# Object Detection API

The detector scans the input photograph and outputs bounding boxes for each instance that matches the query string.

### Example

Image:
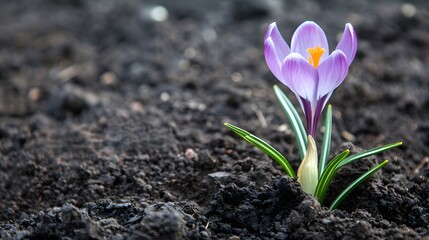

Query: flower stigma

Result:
[307,46,326,68]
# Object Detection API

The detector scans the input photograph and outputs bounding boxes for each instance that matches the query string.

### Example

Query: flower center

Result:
[307,46,326,68]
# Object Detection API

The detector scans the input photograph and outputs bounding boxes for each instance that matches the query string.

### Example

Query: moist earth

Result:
[1,0,429,239]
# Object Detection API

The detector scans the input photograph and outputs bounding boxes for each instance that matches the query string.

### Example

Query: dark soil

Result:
[1,0,429,239]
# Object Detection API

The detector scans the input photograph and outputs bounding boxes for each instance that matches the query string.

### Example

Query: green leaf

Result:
[315,141,402,204]
[224,123,297,179]
[273,85,307,159]
[319,105,332,177]
[336,142,402,170]
[329,160,389,210]
[314,150,350,204]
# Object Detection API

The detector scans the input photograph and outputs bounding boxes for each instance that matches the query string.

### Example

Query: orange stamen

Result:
[307,46,326,68]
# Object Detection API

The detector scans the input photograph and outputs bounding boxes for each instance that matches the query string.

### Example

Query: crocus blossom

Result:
[264,21,357,137]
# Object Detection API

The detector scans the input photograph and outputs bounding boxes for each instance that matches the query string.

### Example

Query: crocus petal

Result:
[264,38,284,82]
[335,23,357,66]
[282,53,319,101]
[264,22,291,61]
[316,50,348,97]
[291,21,329,62]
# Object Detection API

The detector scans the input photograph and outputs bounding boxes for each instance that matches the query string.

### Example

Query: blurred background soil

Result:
[0,0,429,239]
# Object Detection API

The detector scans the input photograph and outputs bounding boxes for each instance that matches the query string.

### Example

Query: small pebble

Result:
[231,72,242,83]
[98,116,108,128]
[208,171,231,179]
[130,101,145,113]
[341,130,356,141]
[100,71,117,85]
[184,47,197,59]
[202,27,217,42]
[150,6,169,22]
[277,124,292,135]
[185,148,198,160]
[229,236,240,240]
[401,3,416,18]
[28,87,43,101]
[160,92,170,102]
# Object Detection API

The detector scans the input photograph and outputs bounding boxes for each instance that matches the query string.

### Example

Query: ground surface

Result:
[0,0,429,239]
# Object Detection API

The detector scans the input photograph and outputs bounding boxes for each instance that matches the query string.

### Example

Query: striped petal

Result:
[335,23,358,66]
[264,22,291,61]
[282,53,319,101]
[291,21,329,63]
[264,38,284,82]
[316,50,348,97]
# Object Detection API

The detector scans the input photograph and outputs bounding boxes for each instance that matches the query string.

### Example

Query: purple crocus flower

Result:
[264,21,357,137]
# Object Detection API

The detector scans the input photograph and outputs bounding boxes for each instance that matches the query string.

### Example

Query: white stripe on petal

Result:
[265,22,291,61]
[282,53,319,102]
[316,50,348,98]
[291,21,329,63]
[335,23,358,66]
[264,38,284,82]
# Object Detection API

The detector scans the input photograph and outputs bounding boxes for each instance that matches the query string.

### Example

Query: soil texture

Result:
[1,0,429,239]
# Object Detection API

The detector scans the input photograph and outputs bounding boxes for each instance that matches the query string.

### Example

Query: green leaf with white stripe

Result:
[224,123,297,179]
[319,105,332,177]
[273,85,307,159]
[329,160,389,210]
